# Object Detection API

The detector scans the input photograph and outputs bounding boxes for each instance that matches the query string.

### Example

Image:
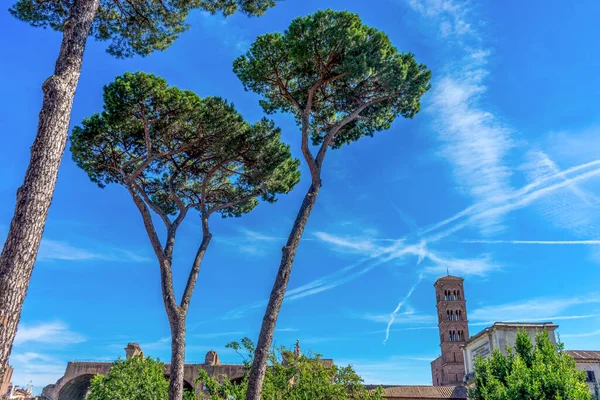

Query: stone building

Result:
[41,344,246,400]
[565,350,600,394]
[461,322,558,381]
[430,276,469,386]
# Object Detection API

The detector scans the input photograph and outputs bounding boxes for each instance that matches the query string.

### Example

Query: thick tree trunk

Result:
[0,0,99,382]
[166,231,211,400]
[245,181,322,400]
[168,314,187,400]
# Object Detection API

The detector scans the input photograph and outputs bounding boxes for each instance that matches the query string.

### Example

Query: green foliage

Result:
[70,71,300,219]
[233,9,431,149]
[88,356,169,400]
[88,355,197,400]
[9,0,278,58]
[197,338,384,400]
[469,330,591,400]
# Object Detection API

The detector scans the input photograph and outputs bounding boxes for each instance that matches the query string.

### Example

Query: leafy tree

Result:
[88,355,197,400]
[232,9,431,398]
[70,71,299,400]
[469,329,591,400]
[0,0,279,383]
[197,338,384,400]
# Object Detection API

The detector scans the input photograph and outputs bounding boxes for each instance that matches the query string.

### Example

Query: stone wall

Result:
[41,347,245,400]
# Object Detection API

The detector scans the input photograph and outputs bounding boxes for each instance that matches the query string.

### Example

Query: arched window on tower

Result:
[453,290,457,300]
[457,290,461,300]
[459,310,462,320]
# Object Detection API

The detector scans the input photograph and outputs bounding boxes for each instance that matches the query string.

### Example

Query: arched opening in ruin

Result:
[163,375,194,391]
[58,374,95,400]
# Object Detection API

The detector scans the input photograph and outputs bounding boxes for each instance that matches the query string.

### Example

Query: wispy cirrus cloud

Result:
[217,228,286,256]
[359,308,436,326]
[463,239,600,245]
[469,296,600,323]
[519,150,600,236]
[8,352,65,389]
[38,239,149,262]
[562,329,600,339]
[407,0,473,37]
[14,321,85,345]
[424,159,600,243]
[410,0,514,234]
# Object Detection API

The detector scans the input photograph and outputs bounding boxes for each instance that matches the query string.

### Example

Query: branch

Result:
[126,142,196,181]
[125,185,178,312]
[180,214,212,311]
[122,0,152,26]
[140,104,152,155]
[131,178,172,229]
[300,112,320,185]
[315,93,395,169]
[270,56,302,111]
[207,191,262,216]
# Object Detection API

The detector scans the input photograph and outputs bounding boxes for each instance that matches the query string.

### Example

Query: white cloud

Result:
[10,352,50,364]
[547,127,600,165]
[469,296,600,323]
[562,329,600,339]
[424,160,600,243]
[217,229,287,256]
[431,75,514,233]
[407,0,473,38]
[14,322,85,345]
[38,239,149,262]
[463,239,600,245]
[408,0,515,234]
[384,276,424,344]
[360,310,437,326]
[9,359,65,391]
[520,150,600,236]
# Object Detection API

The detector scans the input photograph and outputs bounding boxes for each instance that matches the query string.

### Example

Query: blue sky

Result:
[2,0,600,393]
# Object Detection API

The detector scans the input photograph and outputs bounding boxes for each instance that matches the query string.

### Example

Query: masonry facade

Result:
[431,276,469,386]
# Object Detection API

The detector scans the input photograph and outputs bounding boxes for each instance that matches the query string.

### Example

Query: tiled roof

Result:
[366,385,468,399]
[565,350,600,361]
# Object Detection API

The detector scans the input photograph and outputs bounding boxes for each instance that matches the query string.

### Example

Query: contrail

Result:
[463,239,600,245]
[427,166,600,243]
[220,160,600,321]
[383,274,424,345]
[422,159,600,237]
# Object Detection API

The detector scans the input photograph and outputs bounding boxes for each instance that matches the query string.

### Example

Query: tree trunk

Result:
[0,0,99,381]
[245,181,322,400]
[168,313,187,400]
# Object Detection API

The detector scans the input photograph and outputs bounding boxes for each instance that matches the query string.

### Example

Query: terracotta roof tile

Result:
[366,385,468,399]
[565,350,600,361]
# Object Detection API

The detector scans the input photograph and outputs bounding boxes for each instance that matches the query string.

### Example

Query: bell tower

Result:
[431,275,469,386]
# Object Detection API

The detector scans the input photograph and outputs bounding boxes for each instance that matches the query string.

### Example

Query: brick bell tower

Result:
[431,275,469,386]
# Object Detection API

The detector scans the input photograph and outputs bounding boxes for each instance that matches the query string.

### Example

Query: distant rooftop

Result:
[366,385,467,399]
[565,350,600,362]
[466,321,558,344]
[434,275,464,283]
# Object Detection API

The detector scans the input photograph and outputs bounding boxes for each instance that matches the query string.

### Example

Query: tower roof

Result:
[434,275,463,285]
